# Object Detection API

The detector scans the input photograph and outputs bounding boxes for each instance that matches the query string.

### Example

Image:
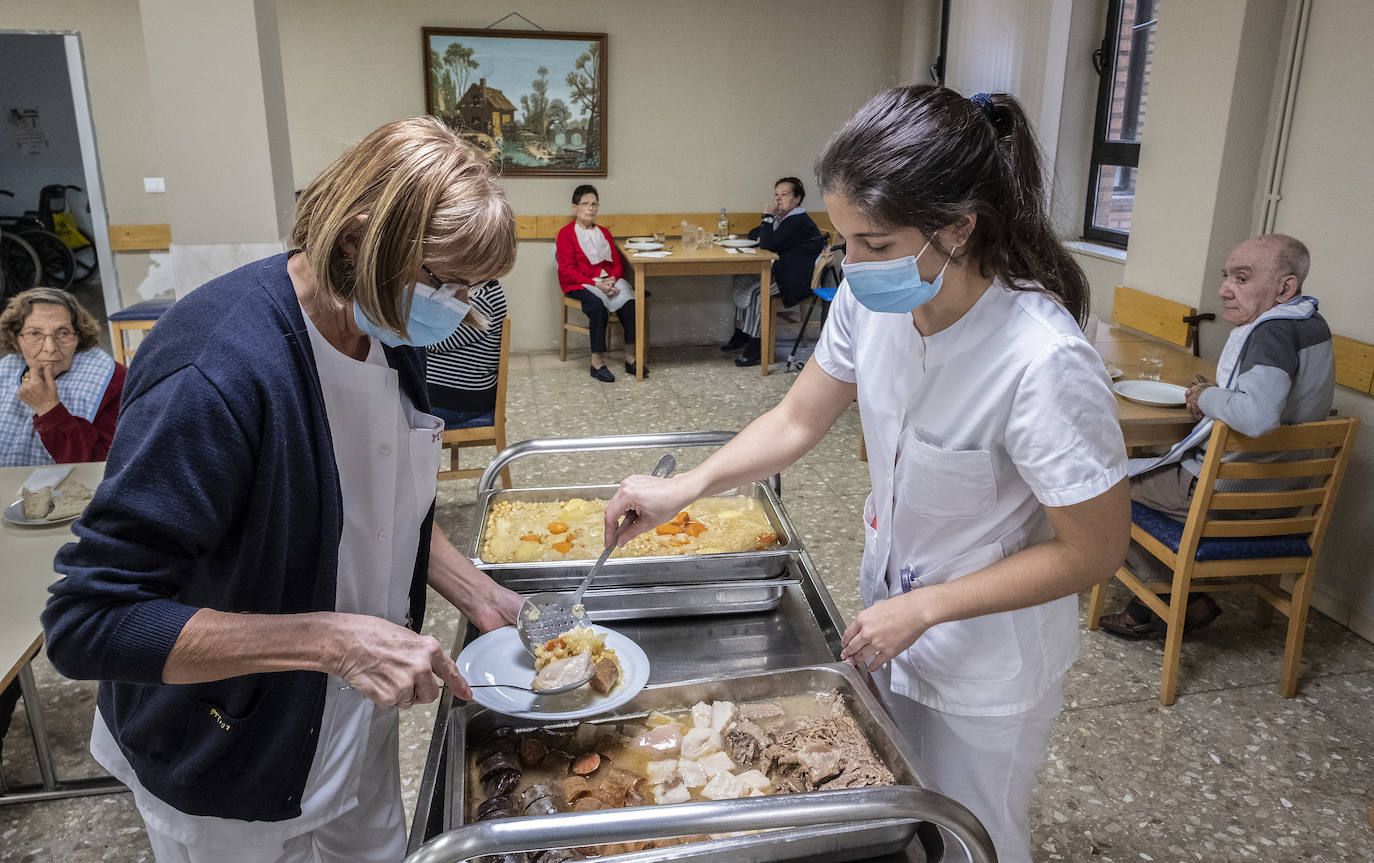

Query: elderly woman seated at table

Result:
[0,287,125,466]
[555,183,640,382]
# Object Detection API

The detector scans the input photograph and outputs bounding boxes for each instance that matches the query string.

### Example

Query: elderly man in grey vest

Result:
[1099,234,1335,638]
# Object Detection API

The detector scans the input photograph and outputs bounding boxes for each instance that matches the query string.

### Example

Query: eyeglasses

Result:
[18,328,78,348]
[420,263,477,300]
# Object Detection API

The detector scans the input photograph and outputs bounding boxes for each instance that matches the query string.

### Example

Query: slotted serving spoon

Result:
[515,453,676,656]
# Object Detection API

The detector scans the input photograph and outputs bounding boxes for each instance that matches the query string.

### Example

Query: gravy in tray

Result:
[468,692,895,859]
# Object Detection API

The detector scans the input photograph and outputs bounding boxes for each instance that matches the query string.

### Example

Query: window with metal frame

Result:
[1085,0,1158,247]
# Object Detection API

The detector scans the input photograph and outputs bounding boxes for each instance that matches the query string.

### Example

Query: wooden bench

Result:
[517,212,834,241]
[1112,285,1213,356]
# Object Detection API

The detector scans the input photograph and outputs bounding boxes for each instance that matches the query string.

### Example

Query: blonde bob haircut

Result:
[291,116,516,337]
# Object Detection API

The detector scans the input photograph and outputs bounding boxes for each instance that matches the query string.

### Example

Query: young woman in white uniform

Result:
[603,87,1130,863]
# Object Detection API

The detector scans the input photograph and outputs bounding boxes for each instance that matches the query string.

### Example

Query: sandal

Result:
[1099,594,1221,640]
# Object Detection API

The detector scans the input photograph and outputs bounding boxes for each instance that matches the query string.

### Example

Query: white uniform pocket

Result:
[408,413,444,518]
[895,541,1023,685]
[897,433,996,519]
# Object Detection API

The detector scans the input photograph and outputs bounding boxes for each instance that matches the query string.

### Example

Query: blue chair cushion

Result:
[813,286,837,303]
[1131,501,1311,562]
[108,297,175,322]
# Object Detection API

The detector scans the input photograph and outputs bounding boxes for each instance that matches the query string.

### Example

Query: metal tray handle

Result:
[403,785,996,863]
[479,432,782,497]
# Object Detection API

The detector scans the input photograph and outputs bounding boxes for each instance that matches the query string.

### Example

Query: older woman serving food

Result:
[0,287,125,466]
[43,118,524,863]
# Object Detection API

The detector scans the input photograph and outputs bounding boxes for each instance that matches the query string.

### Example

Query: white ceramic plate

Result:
[1106,364,1124,379]
[717,238,758,248]
[1112,380,1188,407]
[624,241,664,251]
[627,236,654,243]
[3,498,81,526]
[456,624,649,720]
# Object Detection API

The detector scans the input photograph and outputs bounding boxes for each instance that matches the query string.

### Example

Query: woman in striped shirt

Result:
[425,279,507,428]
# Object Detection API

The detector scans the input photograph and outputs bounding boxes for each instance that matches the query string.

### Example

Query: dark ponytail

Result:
[815,85,1090,324]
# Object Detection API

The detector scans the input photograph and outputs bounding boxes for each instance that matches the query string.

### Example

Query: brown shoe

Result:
[1099,593,1220,640]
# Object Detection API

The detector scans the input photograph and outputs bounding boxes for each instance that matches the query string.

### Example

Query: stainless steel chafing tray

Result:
[467,433,802,590]
[405,662,995,863]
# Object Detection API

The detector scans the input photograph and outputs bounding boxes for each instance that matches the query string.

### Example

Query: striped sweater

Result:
[424,281,508,413]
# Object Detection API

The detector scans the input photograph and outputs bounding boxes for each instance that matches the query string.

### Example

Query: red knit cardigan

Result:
[555,222,626,294]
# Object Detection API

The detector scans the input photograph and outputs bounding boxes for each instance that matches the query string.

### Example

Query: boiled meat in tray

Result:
[467,690,895,860]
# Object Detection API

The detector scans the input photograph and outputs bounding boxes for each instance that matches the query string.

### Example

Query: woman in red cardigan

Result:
[555,184,640,381]
[0,287,125,466]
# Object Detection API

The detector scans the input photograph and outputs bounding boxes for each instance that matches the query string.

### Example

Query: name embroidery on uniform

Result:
[209,707,232,732]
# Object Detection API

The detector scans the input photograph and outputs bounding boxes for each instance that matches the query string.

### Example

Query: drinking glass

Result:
[1138,354,1164,381]
[682,225,697,251]
[696,226,707,248]
[652,231,665,244]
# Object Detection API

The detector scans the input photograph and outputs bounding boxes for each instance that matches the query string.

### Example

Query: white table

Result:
[0,461,125,804]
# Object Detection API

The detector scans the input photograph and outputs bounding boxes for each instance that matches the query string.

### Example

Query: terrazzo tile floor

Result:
[3,345,1373,862]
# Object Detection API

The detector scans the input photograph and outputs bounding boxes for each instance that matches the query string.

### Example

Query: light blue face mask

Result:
[842,239,954,314]
[352,282,472,347]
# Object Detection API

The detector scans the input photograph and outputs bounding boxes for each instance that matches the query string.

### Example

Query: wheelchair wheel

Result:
[17,228,76,289]
[1,232,41,298]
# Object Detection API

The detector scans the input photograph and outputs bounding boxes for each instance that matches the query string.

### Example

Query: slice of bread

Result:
[47,482,93,520]
[21,485,53,520]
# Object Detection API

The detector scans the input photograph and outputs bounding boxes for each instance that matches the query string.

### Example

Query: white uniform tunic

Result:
[815,277,1125,715]
[91,307,443,861]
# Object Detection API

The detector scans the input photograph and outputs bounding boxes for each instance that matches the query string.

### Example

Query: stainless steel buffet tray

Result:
[406,663,993,863]
[558,578,799,620]
[467,481,802,588]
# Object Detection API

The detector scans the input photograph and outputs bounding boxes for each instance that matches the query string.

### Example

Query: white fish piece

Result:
[680,727,722,759]
[710,701,738,733]
[690,701,712,729]
[701,771,748,800]
[677,758,708,788]
[645,759,679,784]
[697,750,736,778]
[655,780,691,804]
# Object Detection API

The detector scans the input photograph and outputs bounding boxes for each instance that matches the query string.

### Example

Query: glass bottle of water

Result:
[718,208,730,239]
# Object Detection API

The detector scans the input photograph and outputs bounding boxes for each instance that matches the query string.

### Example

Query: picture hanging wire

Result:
[485,12,545,30]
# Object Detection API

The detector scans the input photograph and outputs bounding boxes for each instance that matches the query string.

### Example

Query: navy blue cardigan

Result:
[42,254,435,822]
[749,211,826,307]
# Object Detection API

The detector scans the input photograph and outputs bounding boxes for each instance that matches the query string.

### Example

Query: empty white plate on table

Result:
[455,624,650,720]
[717,238,758,248]
[627,237,653,243]
[624,241,664,251]
[1112,380,1187,407]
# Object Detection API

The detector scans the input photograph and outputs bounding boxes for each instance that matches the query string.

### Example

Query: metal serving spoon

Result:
[515,453,677,656]
[469,677,591,696]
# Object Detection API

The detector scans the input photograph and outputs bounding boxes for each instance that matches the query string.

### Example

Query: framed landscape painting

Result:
[423,27,607,177]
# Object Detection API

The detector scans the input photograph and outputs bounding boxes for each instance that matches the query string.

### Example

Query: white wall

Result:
[276,0,904,353]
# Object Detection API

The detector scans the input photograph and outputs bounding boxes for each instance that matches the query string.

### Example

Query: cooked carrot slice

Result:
[683,522,708,537]
[521,534,542,542]
[547,521,569,534]
[671,511,690,525]
[755,532,777,545]
[655,523,683,535]
[552,540,573,554]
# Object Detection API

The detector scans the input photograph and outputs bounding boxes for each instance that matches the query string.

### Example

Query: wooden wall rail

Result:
[517,212,835,241]
[109,224,172,252]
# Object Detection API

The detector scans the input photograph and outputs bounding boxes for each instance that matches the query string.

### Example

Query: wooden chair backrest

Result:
[1180,417,1360,561]
[1332,334,1374,394]
[807,245,836,296]
[441,316,510,445]
[1112,286,1195,348]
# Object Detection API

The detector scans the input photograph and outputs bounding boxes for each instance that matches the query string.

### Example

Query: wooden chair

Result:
[107,296,175,365]
[1112,286,1215,357]
[559,295,621,362]
[1087,416,1360,704]
[438,317,512,488]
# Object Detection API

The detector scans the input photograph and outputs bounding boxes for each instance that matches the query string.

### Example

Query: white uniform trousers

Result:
[142,712,405,863]
[873,667,1063,863]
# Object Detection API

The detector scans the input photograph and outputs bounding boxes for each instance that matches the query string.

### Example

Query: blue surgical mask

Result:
[352,282,472,347]
[842,240,953,314]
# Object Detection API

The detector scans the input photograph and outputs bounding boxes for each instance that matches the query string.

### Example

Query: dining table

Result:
[1094,323,1218,449]
[0,461,125,804]
[617,238,780,379]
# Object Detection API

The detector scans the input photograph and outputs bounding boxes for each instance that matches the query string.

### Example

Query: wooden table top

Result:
[1094,324,1218,447]
[617,238,777,269]
[1,462,105,688]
